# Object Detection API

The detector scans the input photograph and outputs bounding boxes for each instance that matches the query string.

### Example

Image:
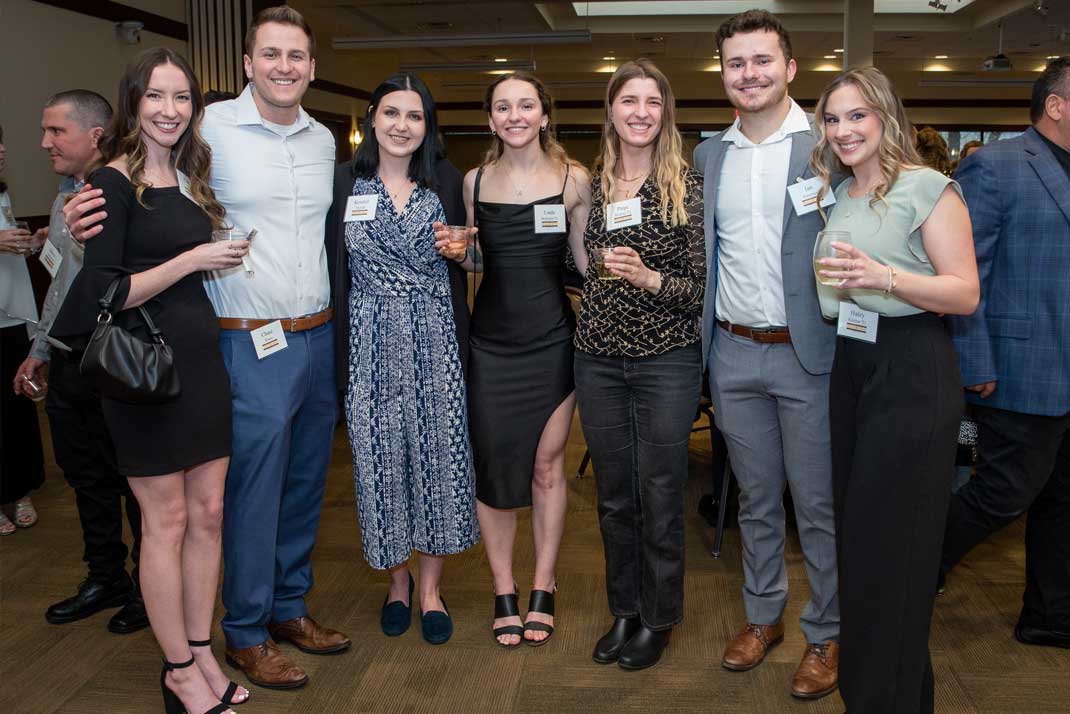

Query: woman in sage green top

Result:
[810,67,979,714]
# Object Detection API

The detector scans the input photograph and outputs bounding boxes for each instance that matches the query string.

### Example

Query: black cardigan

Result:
[325,158,471,389]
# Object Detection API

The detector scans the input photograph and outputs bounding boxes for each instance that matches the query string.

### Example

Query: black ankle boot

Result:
[592,616,640,664]
[617,624,670,670]
[45,573,133,625]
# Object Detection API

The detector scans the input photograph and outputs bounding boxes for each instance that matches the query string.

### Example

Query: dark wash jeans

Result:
[574,343,702,631]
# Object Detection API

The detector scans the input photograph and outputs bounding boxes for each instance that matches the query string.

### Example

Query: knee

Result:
[187,496,225,538]
[143,500,188,546]
[532,457,563,492]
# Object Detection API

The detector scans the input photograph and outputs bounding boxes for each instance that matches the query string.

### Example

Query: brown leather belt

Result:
[716,319,792,344]
[219,308,333,332]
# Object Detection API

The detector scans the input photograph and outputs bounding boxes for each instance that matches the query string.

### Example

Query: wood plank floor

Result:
[2,409,1067,714]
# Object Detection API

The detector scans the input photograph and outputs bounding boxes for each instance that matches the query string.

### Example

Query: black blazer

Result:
[325,157,471,389]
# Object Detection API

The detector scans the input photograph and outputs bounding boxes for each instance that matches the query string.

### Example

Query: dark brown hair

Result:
[480,72,581,171]
[716,9,793,63]
[244,5,316,58]
[95,47,225,228]
[915,126,951,175]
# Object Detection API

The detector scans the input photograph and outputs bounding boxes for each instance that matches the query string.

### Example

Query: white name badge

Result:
[534,204,567,234]
[787,177,836,216]
[606,197,642,231]
[39,239,63,278]
[251,320,288,360]
[344,194,378,222]
[837,301,879,343]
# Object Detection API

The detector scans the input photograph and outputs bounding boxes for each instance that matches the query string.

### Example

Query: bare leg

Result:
[183,457,248,704]
[525,394,574,642]
[128,473,230,714]
[417,553,445,613]
[477,500,521,645]
[387,561,411,604]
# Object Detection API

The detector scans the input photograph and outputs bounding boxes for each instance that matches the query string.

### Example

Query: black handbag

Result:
[80,278,181,403]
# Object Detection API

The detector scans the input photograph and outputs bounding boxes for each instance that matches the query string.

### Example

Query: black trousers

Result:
[0,324,45,503]
[831,314,962,714]
[45,350,141,581]
[941,405,1070,630]
[574,343,701,631]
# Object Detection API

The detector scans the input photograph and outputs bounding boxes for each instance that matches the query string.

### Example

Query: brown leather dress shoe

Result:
[721,622,785,671]
[225,639,309,690]
[268,615,352,655]
[791,641,839,699]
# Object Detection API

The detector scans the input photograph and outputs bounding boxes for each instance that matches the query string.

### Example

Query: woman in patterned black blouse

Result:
[576,59,705,671]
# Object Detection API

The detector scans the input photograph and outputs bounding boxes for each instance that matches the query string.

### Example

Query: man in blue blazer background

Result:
[944,57,1070,649]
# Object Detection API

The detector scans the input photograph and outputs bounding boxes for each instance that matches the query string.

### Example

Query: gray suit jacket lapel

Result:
[704,138,730,276]
[782,129,817,236]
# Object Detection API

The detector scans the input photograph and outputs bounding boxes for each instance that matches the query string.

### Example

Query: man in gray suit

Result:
[693,10,839,699]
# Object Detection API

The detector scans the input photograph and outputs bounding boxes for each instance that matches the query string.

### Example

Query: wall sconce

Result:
[349,129,362,147]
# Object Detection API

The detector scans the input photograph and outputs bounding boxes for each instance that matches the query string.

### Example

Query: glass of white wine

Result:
[813,230,852,287]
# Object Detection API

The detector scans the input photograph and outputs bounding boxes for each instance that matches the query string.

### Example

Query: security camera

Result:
[116,21,144,45]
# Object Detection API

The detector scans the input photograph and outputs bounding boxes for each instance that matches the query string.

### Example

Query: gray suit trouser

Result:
[708,325,839,643]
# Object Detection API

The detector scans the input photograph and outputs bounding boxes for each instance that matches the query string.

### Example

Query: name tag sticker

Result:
[39,239,63,278]
[836,301,879,343]
[251,320,288,360]
[534,204,567,234]
[787,177,836,216]
[344,194,378,222]
[606,197,642,231]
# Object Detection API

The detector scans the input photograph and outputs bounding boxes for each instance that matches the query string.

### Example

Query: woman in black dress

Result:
[52,49,248,714]
[435,72,591,647]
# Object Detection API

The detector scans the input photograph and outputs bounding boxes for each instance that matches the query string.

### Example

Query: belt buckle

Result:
[286,317,298,332]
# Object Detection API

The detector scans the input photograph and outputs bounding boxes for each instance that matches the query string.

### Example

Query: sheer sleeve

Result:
[49,167,135,340]
[653,170,706,311]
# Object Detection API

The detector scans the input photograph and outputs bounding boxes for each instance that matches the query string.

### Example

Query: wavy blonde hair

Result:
[93,48,225,229]
[481,72,584,175]
[811,66,922,208]
[596,59,689,227]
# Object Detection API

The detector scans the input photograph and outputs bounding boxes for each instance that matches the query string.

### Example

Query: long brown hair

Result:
[94,47,225,228]
[480,72,583,173]
[811,66,922,208]
[596,59,689,227]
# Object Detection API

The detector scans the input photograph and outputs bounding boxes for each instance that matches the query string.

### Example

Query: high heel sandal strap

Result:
[188,638,212,647]
[494,592,520,619]
[162,656,196,671]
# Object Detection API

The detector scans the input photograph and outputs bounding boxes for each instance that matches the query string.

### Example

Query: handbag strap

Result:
[97,278,166,343]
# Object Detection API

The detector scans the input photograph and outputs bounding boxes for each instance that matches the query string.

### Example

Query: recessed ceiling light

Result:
[602,55,616,60]
[1048,55,1060,59]
[704,64,721,72]
[833,48,844,53]
[494,57,508,62]
[713,55,720,59]
[924,63,952,72]
[934,55,948,59]
[824,55,836,59]
[815,63,841,72]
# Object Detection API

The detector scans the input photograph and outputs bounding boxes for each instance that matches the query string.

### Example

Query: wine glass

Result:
[813,230,852,287]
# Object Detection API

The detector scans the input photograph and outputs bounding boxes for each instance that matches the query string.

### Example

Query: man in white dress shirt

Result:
[692,10,839,699]
[63,5,350,689]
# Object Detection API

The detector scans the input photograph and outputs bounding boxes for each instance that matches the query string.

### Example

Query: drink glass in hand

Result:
[813,230,852,287]
[14,221,31,255]
[23,376,47,402]
[445,225,469,257]
[593,247,621,280]
[212,228,254,273]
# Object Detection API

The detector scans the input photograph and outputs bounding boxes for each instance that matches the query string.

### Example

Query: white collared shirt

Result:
[714,99,811,327]
[200,85,335,319]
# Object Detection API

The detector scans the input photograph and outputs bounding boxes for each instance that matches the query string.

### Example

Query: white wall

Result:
[0,0,188,216]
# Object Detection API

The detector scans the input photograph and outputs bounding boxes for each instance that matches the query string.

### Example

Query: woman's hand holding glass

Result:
[817,241,891,292]
[188,238,250,271]
[432,221,476,262]
[601,246,661,293]
[0,226,33,254]
[62,184,107,243]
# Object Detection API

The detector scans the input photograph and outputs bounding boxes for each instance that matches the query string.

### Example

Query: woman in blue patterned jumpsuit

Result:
[341,73,478,645]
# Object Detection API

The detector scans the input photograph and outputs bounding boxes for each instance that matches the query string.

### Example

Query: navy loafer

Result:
[421,597,452,645]
[380,574,414,637]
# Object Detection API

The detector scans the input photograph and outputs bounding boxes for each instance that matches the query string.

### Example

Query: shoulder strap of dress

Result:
[473,166,484,228]
[560,163,571,196]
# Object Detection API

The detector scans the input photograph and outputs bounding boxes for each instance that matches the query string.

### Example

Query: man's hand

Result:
[64,184,107,243]
[13,356,46,398]
[967,381,996,399]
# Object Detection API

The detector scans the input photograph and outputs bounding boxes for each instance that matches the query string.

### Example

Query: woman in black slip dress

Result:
[434,72,591,648]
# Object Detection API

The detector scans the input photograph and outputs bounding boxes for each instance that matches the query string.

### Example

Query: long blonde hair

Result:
[93,48,225,229]
[596,59,689,227]
[811,66,922,208]
[481,72,584,175]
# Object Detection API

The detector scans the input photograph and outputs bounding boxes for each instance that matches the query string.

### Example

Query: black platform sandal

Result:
[160,656,232,714]
[493,589,524,648]
[188,639,248,706]
[523,588,556,647]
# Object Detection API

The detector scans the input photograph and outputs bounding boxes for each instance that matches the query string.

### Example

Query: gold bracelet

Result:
[884,265,898,295]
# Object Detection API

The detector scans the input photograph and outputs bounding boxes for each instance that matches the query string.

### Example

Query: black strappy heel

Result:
[492,587,524,648]
[160,656,231,714]
[523,588,557,647]
[188,639,248,706]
